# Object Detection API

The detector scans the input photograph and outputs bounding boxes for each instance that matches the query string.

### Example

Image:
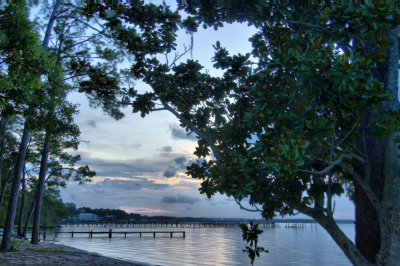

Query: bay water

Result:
[50,223,354,265]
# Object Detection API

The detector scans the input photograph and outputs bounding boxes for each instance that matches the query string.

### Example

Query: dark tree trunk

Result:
[22,195,36,238]
[0,168,13,212]
[354,26,398,264]
[0,121,6,195]
[1,127,30,251]
[354,133,385,263]
[31,139,50,244]
[18,166,27,236]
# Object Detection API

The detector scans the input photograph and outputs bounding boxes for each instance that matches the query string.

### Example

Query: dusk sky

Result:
[61,0,355,219]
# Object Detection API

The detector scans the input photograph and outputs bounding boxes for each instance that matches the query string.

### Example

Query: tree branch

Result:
[286,20,329,33]
[297,205,372,266]
[334,119,359,149]
[234,197,262,212]
[338,162,383,216]
[162,100,221,161]
[150,108,167,112]
[300,153,366,176]
[60,32,102,53]
[42,0,63,49]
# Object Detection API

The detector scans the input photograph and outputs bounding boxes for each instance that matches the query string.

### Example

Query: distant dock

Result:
[61,220,277,229]
[55,229,185,238]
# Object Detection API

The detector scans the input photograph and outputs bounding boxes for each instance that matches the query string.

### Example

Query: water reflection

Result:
[51,223,353,266]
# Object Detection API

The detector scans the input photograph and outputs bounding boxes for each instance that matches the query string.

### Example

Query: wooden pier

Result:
[63,221,276,229]
[55,229,185,238]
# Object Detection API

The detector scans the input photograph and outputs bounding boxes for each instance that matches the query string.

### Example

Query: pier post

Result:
[170,232,173,238]
[140,232,142,237]
[183,232,185,238]
[109,229,112,238]
[71,232,74,238]
[153,232,156,238]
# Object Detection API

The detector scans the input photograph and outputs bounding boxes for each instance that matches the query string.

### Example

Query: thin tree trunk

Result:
[0,168,13,212]
[0,121,6,198]
[22,195,36,238]
[1,127,30,251]
[31,139,50,244]
[18,166,26,236]
[29,0,62,245]
[42,0,63,49]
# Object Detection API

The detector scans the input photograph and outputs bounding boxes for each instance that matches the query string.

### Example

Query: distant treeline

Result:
[64,204,354,224]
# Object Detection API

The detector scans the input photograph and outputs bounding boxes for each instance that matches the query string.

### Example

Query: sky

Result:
[60,0,355,220]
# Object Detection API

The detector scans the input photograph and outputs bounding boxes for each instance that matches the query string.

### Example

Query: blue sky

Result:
[61,1,355,219]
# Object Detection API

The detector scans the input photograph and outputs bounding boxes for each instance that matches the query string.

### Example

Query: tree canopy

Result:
[1,1,399,265]
[0,0,96,250]
[82,1,400,265]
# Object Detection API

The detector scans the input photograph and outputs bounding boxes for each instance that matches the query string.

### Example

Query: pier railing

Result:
[60,221,277,229]
[55,229,185,238]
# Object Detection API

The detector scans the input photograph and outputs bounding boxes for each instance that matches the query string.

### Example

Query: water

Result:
[49,223,354,266]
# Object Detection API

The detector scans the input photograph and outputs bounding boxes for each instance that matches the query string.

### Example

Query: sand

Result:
[0,239,147,265]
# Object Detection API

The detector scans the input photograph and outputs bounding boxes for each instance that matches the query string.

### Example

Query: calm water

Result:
[50,223,354,266]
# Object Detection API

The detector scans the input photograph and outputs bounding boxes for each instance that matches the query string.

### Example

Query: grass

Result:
[1,238,73,254]
[10,238,23,252]
[26,248,68,253]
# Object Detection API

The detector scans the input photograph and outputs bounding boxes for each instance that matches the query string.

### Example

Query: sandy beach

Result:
[0,239,146,265]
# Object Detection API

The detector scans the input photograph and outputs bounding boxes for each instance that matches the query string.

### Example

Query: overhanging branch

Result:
[162,100,221,161]
[300,153,366,176]
[297,205,372,266]
[339,162,383,216]
[234,197,262,212]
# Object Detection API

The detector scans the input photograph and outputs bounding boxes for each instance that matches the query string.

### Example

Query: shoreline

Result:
[0,239,149,265]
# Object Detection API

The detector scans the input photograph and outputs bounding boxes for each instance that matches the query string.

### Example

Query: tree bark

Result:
[1,127,30,251]
[22,195,36,238]
[353,25,400,265]
[379,26,400,266]
[354,131,385,263]
[17,166,26,236]
[353,24,400,263]
[31,139,50,244]
[42,0,63,49]
[314,212,372,266]
[0,121,6,197]
[0,168,13,213]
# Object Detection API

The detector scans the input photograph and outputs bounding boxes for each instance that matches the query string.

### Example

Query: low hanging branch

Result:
[300,153,366,176]
[338,162,383,218]
[162,100,221,161]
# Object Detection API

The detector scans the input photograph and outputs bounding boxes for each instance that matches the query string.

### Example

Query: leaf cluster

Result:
[182,2,400,221]
[240,222,268,265]
[0,2,49,119]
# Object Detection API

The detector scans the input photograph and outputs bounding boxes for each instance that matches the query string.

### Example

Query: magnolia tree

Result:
[83,1,399,265]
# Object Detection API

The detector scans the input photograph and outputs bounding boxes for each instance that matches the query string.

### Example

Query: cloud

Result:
[169,124,197,141]
[96,177,170,191]
[87,120,96,128]
[162,195,200,204]
[163,167,177,178]
[173,156,187,167]
[77,154,171,177]
[159,146,173,157]
[129,144,142,149]
[161,146,172,152]
[120,207,171,215]
[163,156,188,178]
